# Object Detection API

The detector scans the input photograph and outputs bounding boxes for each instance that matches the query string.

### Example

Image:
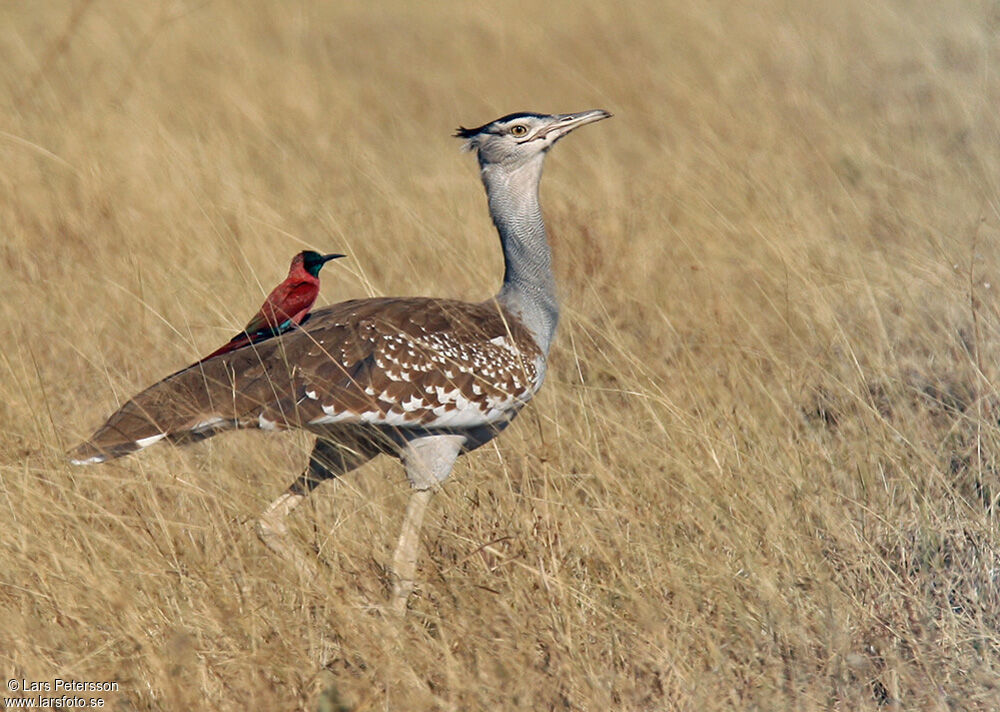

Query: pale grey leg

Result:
[389,434,465,614]
[257,437,379,577]
[257,491,316,577]
[390,488,434,613]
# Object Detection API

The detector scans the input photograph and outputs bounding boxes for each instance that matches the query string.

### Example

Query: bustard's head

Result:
[456,110,611,169]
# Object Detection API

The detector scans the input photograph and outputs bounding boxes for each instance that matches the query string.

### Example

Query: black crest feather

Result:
[453,112,548,139]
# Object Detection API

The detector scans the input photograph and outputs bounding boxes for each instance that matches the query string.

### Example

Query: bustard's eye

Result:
[510,125,528,137]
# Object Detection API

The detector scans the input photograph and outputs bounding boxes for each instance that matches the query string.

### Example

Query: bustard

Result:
[70,109,612,612]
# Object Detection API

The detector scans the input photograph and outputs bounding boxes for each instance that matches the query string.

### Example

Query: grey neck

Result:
[480,155,559,355]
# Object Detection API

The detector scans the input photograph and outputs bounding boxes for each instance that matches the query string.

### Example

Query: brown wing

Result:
[263,297,545,431]
[70,297,543,464]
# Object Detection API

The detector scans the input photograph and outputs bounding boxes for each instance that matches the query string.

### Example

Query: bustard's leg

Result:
[257,437,379,577]
[390,434,465,614]
[390,488,434,613]
[257,490,316,578]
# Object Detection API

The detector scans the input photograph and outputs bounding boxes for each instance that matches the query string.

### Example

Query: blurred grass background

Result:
[3,0,1000,709]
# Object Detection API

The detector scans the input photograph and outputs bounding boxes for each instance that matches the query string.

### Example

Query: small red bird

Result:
[203,250,344,360]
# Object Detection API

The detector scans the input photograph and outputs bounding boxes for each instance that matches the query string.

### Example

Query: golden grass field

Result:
[3,0,1000,709]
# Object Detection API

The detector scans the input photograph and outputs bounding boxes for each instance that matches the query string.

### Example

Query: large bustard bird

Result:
[70,109,612,611]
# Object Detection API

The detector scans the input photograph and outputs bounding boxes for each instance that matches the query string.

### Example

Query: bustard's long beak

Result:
[541,109,613,140]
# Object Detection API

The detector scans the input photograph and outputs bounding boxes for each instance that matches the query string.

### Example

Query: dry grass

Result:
[3,0,1000,709]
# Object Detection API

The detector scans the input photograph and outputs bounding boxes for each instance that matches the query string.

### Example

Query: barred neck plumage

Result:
[480,153,559,356]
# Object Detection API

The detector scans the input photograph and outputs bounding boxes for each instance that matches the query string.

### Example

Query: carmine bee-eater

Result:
[202,250,344,360]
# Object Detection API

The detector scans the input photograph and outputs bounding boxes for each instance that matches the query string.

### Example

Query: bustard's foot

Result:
[256,492,319,579]
[387,488,434,615]
[390,577,416,615]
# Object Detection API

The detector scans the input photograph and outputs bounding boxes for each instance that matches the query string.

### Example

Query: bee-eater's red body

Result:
[203,250,343,360]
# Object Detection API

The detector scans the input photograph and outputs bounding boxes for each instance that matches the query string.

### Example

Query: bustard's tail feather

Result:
[69,354,278,465]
